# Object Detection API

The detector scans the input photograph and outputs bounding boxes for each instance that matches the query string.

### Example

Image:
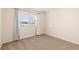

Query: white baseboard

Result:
[46,33,79,45]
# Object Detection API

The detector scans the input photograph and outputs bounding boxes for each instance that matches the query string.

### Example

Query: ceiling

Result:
[18,8,51,12]
[31,8,51,12]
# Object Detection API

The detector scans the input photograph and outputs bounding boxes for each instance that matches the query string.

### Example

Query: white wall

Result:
[0,9,2,48]
[45,9,79,45]
[2,8,15,43]
[37,13,45,35]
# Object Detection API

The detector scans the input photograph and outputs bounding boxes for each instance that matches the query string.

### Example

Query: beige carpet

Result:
[1,34,79,50]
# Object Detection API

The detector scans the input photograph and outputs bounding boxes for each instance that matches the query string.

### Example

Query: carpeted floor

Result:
[1,34,79,50]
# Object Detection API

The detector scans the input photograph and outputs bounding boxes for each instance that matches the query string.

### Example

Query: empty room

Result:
[0,8,79,50]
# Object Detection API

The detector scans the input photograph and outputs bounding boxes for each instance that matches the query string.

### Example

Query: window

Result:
[17,11,36,25]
